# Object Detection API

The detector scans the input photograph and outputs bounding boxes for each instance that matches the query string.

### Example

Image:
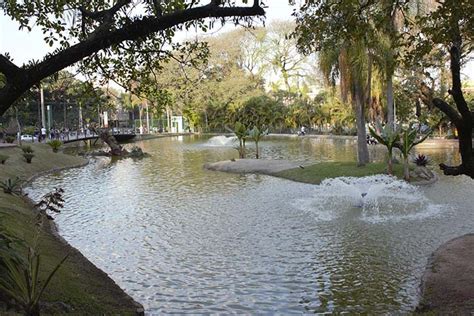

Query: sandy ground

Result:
[204,159,307,175]
[417,234,474,314]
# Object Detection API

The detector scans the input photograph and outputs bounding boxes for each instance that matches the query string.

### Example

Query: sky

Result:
[0,2,293,66]
[0,1,473,81]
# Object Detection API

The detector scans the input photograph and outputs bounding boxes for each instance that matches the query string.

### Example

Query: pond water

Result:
[26,135,473,314]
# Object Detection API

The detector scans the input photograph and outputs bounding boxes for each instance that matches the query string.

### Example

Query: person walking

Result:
[41,126,46,142]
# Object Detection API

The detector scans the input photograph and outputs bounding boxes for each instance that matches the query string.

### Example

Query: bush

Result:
[0,154,8,164]
[0,177,22,195]
[35,187,65,220]
[47,140,62,153]
[20,145,34,154]
[5,136,15,143]
[0,246,69,316]
[23,153,34,163]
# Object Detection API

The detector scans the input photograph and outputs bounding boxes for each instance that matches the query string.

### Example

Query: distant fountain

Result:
[294,175,444,222]
[206,136,237,147]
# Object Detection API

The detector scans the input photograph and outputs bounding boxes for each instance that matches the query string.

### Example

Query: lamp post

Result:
[47,105,52,137]
[40,87,46,129]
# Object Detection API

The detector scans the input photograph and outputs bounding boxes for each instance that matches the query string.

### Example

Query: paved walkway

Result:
[0,143,17,148]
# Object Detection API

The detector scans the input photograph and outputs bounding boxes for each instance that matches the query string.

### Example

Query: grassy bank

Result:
[0,144,142,315]
[275,161,404,184]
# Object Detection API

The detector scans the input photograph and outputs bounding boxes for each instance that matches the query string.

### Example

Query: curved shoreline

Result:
[0,144,144,315]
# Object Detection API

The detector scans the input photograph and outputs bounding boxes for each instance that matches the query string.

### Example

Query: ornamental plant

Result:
[369,122,400,175]
[395,125,431,181]
[248,126,267,159]
[0,177,22,195]
[413,154,430,167]
[227,122,248,159]
[47,140,62,153]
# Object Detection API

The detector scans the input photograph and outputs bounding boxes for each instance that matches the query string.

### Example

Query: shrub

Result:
[35,188,65,220]
[47,140,62,153]
[0,246,69,316]
[23,153,34,163]
[5,136,15,143]
[0,154,8,164]
[20,145,34,154]
[0,177,22,195]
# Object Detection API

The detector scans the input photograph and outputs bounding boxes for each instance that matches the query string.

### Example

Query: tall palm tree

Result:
[319,41,370,165]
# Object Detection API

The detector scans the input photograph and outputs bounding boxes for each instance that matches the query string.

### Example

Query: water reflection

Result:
[26,136,474,314]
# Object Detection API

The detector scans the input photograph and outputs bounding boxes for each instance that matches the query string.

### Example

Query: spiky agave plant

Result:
[0,177,22,195]
[0,247,69,316]
[47,140,62,153]
[413,154,430,167]
[20,145,34,154]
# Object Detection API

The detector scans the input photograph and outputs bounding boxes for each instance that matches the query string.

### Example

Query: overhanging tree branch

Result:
[0,1,265,115]
[79,0,132,22]
[419,81,462,126]
[432,98,462,126]
[31,3,264,80]
[0,54,21,79]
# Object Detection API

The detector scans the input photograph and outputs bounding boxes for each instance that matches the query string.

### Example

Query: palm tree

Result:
[318,42,370,165]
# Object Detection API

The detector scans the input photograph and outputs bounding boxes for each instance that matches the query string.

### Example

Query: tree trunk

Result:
[426,38,474,178]
[440,122,474,177]
[387,149,393,175]
[403,156,410,181]
[386,75,394,129]
[255,141,259,159]
[100,130,128,156]
[354,81,370,166]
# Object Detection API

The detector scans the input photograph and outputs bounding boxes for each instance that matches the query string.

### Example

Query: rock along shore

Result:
[417,234,474,314]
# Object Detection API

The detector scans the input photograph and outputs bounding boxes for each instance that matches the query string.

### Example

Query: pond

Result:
[26,135,473,314]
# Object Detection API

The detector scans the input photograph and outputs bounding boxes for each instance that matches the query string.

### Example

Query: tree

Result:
[248,126,266,159]
[293,0,373,165]
[265,21,313,94]
[411,0,474,177]
[0,0,265,115]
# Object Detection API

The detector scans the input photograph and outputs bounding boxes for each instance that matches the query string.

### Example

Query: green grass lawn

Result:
[0,144,141,315]
[275,161,404,184]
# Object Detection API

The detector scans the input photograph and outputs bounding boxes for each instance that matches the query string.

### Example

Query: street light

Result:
[47,105,52,135]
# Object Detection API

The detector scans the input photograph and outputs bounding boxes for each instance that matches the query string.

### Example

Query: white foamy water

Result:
[205,135,237,147]
[293,175,447,223]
